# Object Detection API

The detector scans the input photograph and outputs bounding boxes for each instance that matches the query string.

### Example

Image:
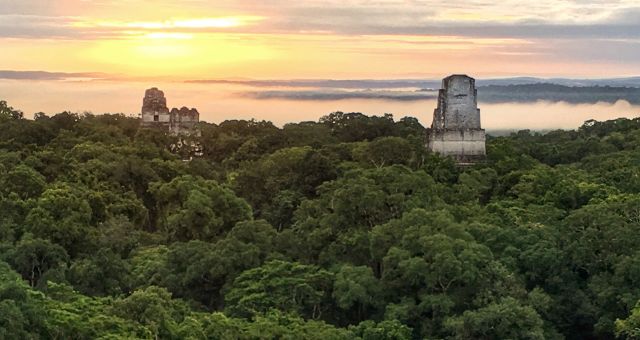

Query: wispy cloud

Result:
[190,76,640,88]
[2,1,640,40]
[188,78,443,89]
[240,89,437,101]
[0,14,264,40]
[0,70,110,80]
[2,1,640,78]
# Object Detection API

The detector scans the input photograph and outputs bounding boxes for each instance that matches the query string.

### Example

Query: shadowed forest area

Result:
[2,99,640,339]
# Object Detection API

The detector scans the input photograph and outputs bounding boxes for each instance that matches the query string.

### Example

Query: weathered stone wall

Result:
[170,107,200,135]
[141,114,171,124]
[426,75,486,163]
[141,87,171,126]
[426,129,486,159]
[431,76,481,130]
[441,76,481,129]
[140,88,200,135]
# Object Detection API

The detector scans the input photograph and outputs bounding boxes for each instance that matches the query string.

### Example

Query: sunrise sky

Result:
[2,0,640,79]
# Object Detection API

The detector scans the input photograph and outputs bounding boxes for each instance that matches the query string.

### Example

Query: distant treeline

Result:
[478,83,640,104]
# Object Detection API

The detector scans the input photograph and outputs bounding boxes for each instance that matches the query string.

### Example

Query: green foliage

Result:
[43,282,148,339]
[151,175,252,241]
[24,183,94,256]
[353,136,414,168]
[69,248,130,296]
[157,220,277,308]
[113,286,189,338]
[333,265,382,318]
[2,102,640,339]
[0,261,45,339]
[0,100,23,120]
[444,297,545,339]
[7,235,68,288]
[349,319,413,340]
[239,311,354,339]
[1,164,46,199]
[617,301,640,339]
[225,260,333,318]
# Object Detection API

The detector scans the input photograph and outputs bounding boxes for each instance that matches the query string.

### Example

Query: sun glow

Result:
[59,13,271,77]
[141,32,193,40]
[85,33,277,77]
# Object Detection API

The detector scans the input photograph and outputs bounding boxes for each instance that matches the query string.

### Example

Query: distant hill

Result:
[477,83,640,104]
[477,77,640,88]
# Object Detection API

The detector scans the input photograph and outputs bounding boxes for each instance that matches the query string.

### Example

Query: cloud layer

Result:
[2,1,640,39]
[241,89,437,101]
[0,70,108,80]
[2,1,640,78]
[239,84,640,104]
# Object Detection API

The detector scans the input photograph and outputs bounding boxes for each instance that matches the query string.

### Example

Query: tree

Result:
[242,310,354,339]
[113,286,188,339]
[1,164,46,200]
[23,183,94,257]
[444,298,545,340]
[160,221,277,308]
[69,248,130,296]
[233,146,336,219]
[151,175,252,241]
[225,260,333,319]
[349,320,412,340]
[0,100,23,120]
[353,137,414,168]
[43,282,147,338]
[0,261,46,338]
[616,301,640,339]
[332,264,382,323]
[8,236,68,288]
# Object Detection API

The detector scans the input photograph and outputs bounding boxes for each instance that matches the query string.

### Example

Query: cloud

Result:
[0,14,261,40]
[6,70,640,88]
[0,70,110,80]
[1,1,640,40]
[238,1,640,39]
[192,76,640,88]
[240,89,438,101]
[0,15,79,39]
[187,79,443,89]
[478,84,640,105]
[240,84,640,105]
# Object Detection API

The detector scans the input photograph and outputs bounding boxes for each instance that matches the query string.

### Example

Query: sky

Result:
[2,0,640,79]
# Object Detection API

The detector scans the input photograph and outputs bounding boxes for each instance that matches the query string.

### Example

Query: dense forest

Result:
[2,98,640,339]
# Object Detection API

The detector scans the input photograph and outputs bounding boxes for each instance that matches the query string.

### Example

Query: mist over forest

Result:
[188,75,640,104]
[240,84,640,104]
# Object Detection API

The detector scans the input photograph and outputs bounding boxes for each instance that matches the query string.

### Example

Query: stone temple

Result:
[426,75,486,164]
[141,87,200,135]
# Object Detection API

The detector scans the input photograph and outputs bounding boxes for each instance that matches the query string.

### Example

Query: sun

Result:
[75,15,274,78]
[86,31,277,78]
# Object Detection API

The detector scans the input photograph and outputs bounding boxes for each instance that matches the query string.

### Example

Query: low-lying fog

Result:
[2,80,639,131]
